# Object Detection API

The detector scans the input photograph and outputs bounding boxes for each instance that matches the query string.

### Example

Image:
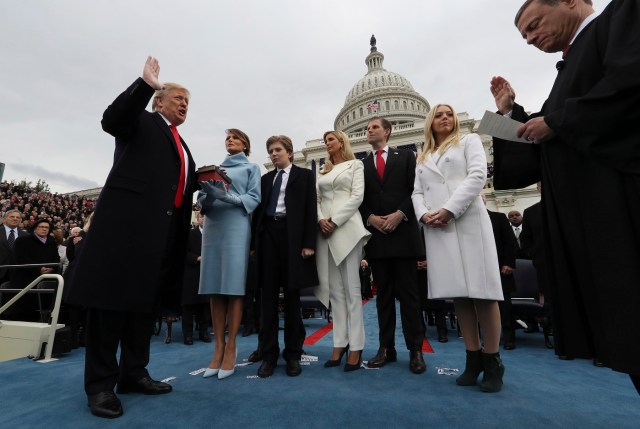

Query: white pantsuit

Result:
[326,242,365,349]
[315,160,371,350]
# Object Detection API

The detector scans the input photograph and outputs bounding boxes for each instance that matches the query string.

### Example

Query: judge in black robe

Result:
[490,0,640,388]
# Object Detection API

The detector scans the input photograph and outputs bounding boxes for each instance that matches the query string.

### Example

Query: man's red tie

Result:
[562,44,571,59]
[169,125,186,208]
[376,149,385,179]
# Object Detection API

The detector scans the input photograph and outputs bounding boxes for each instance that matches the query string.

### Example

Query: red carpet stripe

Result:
[304,299,373,346]
[422,338,433,353]
[304,322,333,345]
[303,299,434,353]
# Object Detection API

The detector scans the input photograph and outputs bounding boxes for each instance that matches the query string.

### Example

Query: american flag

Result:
[367,100,380,110]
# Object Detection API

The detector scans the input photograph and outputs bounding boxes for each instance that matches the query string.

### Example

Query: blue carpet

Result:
[1,298,638,429]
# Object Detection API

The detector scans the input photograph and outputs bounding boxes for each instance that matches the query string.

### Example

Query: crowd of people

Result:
[2,0,639,420]
[0,181,95,234]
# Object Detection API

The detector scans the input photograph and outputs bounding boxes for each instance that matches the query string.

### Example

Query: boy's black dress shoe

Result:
[87,391,123,419]
[367,347,397,368]
[184,335,193,345]
[409,350,426,374]
[286,360,302,377]
[258,361,276,378]
[116,376,172,395]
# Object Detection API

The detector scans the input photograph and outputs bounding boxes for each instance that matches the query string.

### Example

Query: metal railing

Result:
[0,263,64,362]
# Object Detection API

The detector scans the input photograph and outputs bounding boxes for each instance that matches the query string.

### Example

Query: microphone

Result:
[556,60,565,71]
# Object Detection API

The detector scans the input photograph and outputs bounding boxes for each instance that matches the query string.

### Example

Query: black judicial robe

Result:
[493,0,640,375]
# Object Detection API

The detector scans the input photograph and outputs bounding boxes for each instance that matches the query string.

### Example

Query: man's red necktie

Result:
[376,149,385,179]
[562,44,571,59]
[169,125,186,208]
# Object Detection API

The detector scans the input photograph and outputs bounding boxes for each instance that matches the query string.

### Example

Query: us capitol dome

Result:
[335,34,430,134]
[275,36,539,212]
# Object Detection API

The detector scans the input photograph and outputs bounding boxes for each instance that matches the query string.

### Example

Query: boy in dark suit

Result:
[252,135,318,378]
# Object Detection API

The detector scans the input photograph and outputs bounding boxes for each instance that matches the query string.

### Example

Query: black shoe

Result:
[503,341,516,351]
[437,328,449,343]
[247,349,263,363]
[409,350,426,374]
[257,361,275,378]
[286,360,302,377]
[184,335,193,345]
[593,358,605,368]
[241,325,255,337]
[367,347,397,368]
[524,324,540,333]
[558,355,575,361]
[87,391,123,419]
[116,376,172,395]
[480,352,505,393]
[199,331,211,343]
[344,351,362,372]
[324,347,348,368]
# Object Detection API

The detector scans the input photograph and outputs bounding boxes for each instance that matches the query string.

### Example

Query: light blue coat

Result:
[198,153,261,295]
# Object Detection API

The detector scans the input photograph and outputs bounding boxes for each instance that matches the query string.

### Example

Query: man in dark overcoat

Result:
[66,57,197,417]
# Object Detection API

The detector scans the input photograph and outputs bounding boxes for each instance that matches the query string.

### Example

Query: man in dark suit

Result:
[491,0,640,393]
[359,117,426,374]
[520,184,546,303]
[1,209,28,286]
[4,217,59,321]
[181,213,210,345]
[485,206,518,350]
[66,57,197,418]
[507,210,528,259]
[252,135,318,378]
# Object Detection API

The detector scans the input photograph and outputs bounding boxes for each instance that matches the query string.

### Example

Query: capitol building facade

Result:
[268,36,539,215]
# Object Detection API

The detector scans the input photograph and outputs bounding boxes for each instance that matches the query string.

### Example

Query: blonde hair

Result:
[320,130,355,175]
[417,104,460,164]
[152,83,190,112]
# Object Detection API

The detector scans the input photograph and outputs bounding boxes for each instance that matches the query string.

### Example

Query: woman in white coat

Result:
[412,104,505,392]
[316,130,371,371]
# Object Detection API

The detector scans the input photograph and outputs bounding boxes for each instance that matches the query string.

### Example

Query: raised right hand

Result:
[142,56,163,90]
[490,76,515,114]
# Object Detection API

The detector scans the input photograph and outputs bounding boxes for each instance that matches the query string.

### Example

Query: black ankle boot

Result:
[480,352,505,393]
[456,349,483,386]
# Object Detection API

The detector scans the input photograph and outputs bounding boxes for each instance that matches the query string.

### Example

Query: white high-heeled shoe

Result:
[202,368,219,378]
[217,367,235,379]
[218,348,238,380]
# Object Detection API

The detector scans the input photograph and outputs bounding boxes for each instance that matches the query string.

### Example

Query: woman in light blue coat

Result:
[198,129,261,379]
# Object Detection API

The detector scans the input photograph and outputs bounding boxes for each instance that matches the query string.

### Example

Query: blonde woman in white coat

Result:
[412,104,505,392]
[316,130,371,372]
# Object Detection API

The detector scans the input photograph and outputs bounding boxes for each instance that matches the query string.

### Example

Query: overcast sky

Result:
[1,0,612,193]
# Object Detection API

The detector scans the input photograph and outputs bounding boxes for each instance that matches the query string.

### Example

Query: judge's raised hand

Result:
[142,56,163,90]
[490,76,515,114]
